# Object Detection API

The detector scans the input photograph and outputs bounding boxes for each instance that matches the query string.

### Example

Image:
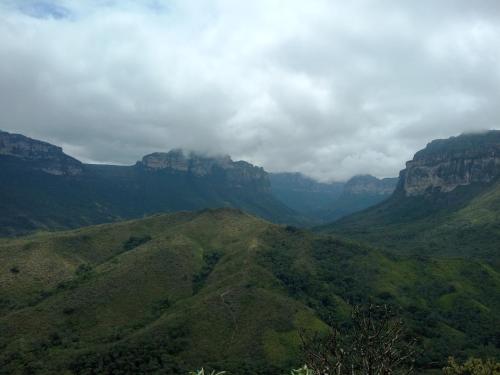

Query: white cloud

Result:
[1,0,500,181]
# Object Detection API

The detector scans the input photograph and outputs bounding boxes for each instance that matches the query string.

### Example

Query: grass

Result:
[0,208,499,374]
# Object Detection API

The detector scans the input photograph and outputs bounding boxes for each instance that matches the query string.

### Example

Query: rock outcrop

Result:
[0,130,82,175]
[400,131,500,196]
[344,175,398,195]
[138,149,270,191]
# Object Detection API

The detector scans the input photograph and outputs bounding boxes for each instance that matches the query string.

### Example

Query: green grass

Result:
[0,209,499,374]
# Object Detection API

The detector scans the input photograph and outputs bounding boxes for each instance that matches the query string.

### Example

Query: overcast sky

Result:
[1,0,500,181]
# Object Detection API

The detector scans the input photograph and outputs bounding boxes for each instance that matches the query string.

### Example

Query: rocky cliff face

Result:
[400,131,500,196]
[139,150,270,191]
[344,175,398,195]
[0,130,82,175]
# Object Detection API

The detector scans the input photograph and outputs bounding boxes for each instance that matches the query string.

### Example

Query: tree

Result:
[300,304,416,375]
[443,357,500,375]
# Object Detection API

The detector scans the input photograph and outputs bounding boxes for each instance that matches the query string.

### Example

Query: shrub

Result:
[290,365,314,375]
[123,235,152,251]
[189,369,226,375]
[443,357,500,375]
[300,304,416,375]
[63,307,75,315]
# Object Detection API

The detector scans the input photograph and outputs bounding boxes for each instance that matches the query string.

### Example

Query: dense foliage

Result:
[443,357,500,375]
[323,180,500,266]
[0,209,498,374]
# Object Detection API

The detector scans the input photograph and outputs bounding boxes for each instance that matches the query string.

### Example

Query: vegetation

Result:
[0,209,499,374]
[290,365,314,375]
[269,173,397,224]
[189,369,226,375]
[300,304,416,375]
[443,357,500,375]
[322,179,500,267]
[123,234,152,251]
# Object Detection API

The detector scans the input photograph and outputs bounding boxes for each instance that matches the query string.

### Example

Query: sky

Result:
[1,0,500,181]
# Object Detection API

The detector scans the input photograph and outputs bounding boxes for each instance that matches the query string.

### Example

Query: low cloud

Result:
[1,0,499,181]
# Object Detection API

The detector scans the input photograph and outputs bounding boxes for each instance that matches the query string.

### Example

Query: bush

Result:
[123,235,152,251]
[189,369,226,375]
[290,365,314,375]
[443,357,500,375]
[300,304,416,375]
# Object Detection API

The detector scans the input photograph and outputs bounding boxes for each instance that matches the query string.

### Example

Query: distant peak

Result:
[137,148,270,190]
[347,174,379,183]
[344,174,397,195]
[139,149,234,174]
[0,130,82,175]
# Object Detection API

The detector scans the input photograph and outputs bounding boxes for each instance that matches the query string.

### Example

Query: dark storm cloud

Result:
[1,0,499,180]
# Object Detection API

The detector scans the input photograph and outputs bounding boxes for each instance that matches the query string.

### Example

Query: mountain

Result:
[322,131,500,265]
[401,131,500,196]
[269,172,345,215]
[1,208,499,374]
[0,130,301,236]
[270,173,397,223]
[343,174,398,196]
[0,130,83,175]
[315,175,398,222]
[139,150,270,191]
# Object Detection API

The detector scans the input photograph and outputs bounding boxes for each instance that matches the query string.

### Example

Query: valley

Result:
[1,130,500,374]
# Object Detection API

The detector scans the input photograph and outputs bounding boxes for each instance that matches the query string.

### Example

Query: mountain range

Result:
[0,130,395,236]
[0,130,302,236]
[1,129,500,374]
[270,173,397,222]
[322,131,500,267]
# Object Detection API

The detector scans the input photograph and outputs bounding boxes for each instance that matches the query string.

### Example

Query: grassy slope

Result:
[321,180,500,266]
[0,209,499,374]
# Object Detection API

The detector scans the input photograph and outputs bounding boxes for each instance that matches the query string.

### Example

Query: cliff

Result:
[139,150,271,191]
[344,175,398,195]
[0,130,82,175]
[399,131,500,196]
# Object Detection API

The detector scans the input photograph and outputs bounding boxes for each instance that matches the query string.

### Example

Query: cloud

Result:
[18,1,71,19]
[1,0,499,181]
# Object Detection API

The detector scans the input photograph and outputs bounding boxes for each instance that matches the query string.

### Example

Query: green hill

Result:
[322,181,500,264]
[322,132,500,267]
[1,209,499,374]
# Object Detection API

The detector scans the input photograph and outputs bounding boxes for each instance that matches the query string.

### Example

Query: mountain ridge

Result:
[0,130,83,176]
[0,130,301,236]
[321,130,500,265]
[400,130,500,196]
[270,172,397,223]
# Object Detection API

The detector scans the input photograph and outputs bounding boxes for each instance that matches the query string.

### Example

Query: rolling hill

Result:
[1,209,499,374]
